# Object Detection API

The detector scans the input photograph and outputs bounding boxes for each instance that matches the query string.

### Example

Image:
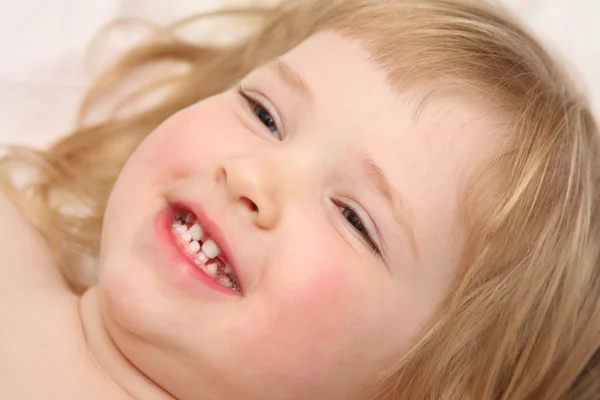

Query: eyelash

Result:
[237,86,381,257]
[237,86,282,140]
[335,200,381,257]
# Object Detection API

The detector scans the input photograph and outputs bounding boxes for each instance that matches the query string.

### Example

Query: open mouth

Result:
[169,206,242,294]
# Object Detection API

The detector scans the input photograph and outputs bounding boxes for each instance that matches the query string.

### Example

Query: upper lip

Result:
[169,198,243,292]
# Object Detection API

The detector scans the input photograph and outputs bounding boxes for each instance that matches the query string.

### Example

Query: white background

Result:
[0,0,598,148]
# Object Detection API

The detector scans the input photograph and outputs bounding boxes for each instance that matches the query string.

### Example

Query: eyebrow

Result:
[360,152,419,258]
[265,59,313,102]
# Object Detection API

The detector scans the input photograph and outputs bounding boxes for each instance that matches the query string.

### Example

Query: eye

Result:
[336,201,381,256]
[237,87,282,141]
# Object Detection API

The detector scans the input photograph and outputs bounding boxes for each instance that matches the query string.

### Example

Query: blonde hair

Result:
[1,0,599,398]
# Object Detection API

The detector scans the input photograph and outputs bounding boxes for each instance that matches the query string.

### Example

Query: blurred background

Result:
[0,0,598,148]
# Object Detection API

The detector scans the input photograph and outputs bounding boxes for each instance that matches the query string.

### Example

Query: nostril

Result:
[241,196,258,212]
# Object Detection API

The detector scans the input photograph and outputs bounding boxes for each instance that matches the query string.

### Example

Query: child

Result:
[1,0,598,399]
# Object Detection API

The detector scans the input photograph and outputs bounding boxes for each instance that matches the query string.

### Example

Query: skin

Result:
[0,31,499,399]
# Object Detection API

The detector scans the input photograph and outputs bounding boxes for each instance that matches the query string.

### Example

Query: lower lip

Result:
[154,206,237,296]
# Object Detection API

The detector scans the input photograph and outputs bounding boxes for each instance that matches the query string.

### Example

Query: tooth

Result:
[202,239,220,259]
[206,262,219,277]
[188,223,203,241]
[223,264,233,274]
[219,275,232,288]
[173,224,187,234]
[196,251,209,264]
[180,231,192,243]
[188,241,200,254]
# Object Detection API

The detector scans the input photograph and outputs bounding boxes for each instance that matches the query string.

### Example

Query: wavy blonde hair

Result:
[1,0,599,399]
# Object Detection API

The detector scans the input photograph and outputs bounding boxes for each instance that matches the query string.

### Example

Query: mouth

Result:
[164,203,243,295]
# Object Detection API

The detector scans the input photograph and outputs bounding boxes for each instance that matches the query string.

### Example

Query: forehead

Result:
[279,30,500,185]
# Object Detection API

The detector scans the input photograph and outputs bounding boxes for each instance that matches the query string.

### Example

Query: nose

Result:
[217,156,281,229]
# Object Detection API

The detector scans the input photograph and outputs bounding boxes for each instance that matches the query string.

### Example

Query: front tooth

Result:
[180,231,192,243]
[202,239,220,259]
[206,262,218,277]
[188,224,203,241]
[219,275,232,288]
[223,264,233,274]
[188,241,200,254]
[196,251,209,264]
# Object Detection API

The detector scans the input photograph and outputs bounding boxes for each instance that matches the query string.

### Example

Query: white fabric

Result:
[0,0,598,148]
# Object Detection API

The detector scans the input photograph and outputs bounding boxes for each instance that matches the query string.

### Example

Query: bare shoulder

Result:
[0,189,79,393]
[0,191,120,399]
[0,189,71,298]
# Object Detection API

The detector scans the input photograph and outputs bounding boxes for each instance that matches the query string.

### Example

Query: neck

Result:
[78,286,176,400]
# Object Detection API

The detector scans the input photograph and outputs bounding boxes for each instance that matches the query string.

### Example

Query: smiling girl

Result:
[1,0,599,399]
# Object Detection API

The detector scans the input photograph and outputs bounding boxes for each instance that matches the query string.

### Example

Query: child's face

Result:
[98,31,498,399]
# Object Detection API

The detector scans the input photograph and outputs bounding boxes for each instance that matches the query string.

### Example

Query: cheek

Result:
[117,96,236,186]
[228,245,384,388]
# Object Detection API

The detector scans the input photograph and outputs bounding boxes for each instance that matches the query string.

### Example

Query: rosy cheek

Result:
[230,252,372,385]
[132,100,235,179]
